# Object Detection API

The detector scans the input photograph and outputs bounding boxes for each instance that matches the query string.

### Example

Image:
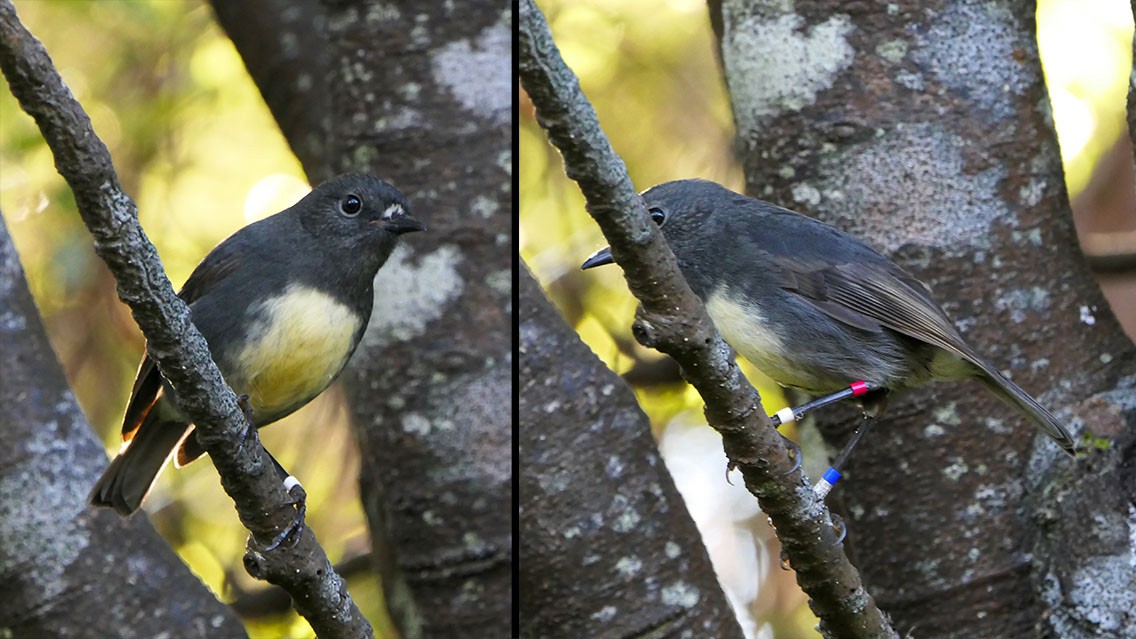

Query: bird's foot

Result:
[259,479,307,552]
[779,433,802,475]
[235,393,257,447]
[829,512,847,545]
[774,519,845,571]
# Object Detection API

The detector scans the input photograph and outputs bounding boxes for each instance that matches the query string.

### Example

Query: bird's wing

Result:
[773,254,983,362]
[177,234,247,305]
[120,236,247,439]
[774,261,884,333]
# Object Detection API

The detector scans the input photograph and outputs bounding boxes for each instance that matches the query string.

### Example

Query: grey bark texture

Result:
[0,216,246,639]
[519,267,744,638]
[323,2,514,637]
[711,1,1136,637]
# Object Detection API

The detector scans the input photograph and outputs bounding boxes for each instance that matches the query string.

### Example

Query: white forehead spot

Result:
[383,203,404,219]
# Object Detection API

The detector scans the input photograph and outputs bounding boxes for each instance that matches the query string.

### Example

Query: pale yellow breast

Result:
[705,288,825,391]
[705,289,784,363]
[233,285,361,419]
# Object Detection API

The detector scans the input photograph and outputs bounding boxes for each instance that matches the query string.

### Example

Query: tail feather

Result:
[975,369,1076,455]
[88,418,192,516]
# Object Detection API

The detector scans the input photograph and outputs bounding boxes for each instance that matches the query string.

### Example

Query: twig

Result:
[0,2,371,637]
[518,1,897,637]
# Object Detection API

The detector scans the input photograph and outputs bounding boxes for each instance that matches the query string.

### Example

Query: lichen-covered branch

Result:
[518,1,896,637]
[0,2,370,636]
[519,267,745,637]
[0,216,247,638]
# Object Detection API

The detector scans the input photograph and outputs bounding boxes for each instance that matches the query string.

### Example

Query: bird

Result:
[90,173,425,516]
[582,179,1076,456]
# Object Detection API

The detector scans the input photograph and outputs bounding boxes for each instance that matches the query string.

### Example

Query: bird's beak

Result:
[581,246,614,270]
[381,216,427,235]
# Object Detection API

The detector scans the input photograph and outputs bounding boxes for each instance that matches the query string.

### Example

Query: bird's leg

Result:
[812,387,887,500]
[812,413,876,500]
[233,395,307,551]
[767,381,876,475]
[769,381,876,428]
[801,412,878,548]
[258,448,307,552]
[806,389,889,546]
[235,393,257,448]
[764,384,886,550]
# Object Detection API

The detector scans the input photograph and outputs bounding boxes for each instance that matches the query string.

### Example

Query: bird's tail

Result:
[88,418,193,516]
[974,366,1076,455]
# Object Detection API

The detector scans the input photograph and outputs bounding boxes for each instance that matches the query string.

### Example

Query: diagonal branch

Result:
[0,2,371,637]
[518,1,896,637]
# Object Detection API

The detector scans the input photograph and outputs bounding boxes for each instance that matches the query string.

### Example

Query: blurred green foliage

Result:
[0,1,386,637]
[521,0,1133,636]
[1038,0,1133,195]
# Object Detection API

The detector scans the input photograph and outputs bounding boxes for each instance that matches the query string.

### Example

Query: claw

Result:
[776,512,847,573]
[249,449,307,552]
[829,513,847,545]
[235,394,257,449]
[779,433,802,475]
[779,548,791,571]
[236,393,254,420]
[259,480,307,552]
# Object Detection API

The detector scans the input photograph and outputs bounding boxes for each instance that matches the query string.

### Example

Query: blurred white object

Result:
[658,414,765,639]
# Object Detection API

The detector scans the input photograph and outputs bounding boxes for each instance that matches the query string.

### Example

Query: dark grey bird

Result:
[90,173,426,516]
[582,179,1076,455]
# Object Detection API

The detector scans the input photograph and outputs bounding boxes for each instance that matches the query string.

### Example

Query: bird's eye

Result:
[340,194,362,217]
[648,207,666,226]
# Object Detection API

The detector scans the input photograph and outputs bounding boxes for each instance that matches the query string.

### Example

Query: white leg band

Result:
[813,479,834,500]
[775,407,796,425]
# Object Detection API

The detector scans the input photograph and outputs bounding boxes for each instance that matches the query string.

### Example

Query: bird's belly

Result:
[230,285,361,421]
[705,288,884,394]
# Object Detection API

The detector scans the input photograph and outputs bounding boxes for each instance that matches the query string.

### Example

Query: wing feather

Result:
[119,235,246,438]
[773,255,985,365]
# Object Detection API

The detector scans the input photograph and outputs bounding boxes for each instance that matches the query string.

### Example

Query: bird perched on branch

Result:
[90,173,425,516]
[583,179,1076,456]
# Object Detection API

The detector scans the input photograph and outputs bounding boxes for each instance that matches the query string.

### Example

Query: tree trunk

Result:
[322,2,514,636]
[711,1,1136,637]
[519,266,744,638]
[209,0,330,180]
[0,216,246,638]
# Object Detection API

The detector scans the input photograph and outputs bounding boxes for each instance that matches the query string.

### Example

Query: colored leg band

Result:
[768,380,874,427]
[774,406,796,426]
[814,467,841,499]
